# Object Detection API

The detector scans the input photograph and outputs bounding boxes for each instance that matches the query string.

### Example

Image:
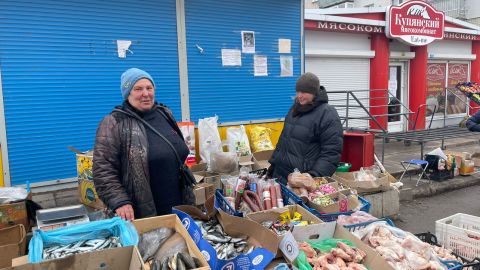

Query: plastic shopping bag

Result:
[28,217,139,263]
[226,125,252,157]
[250,126,274,152]
[198,116,222,170]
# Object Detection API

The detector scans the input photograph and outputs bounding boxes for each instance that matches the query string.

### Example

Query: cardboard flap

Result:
[217,209,280,255]
[333,172,390,193]
[173,205,211,221]
[238,155,255,166]
[291,221,336,242]
[173,195,217,221]
[0,224,25,246]
[252,150,274,161]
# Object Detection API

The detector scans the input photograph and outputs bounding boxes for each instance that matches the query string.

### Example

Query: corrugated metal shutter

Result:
[306,58,370,129]
[0,0,180,185]
[185,0,302,123]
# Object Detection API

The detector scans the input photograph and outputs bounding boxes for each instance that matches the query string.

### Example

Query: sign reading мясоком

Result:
[386,0,445,46]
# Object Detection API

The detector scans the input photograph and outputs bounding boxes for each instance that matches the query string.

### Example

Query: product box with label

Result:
[10,246,144,270]
[0,200,29,230]
[245,204,323,257]
[173,205,280,270]
[132,214,209,270]
[333,171,390,194]
[0,224,26,268]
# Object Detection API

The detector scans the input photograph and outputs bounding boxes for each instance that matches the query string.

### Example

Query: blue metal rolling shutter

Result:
[0,0,180,185]
[185,0,302,123]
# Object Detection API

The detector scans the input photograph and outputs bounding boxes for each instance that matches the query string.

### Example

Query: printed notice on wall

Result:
[241,31,255,53]
[254,55,268,76]
[117,40,132,58]
[278,39,291,53]
[280,56,293,77]
[221,49,242,66]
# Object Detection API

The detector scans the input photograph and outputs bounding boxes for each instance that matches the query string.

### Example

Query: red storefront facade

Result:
[305,1,480,132]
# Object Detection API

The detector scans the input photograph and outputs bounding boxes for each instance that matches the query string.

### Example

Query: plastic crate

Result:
[214,189,243,217]
[416,232,480,270]
[278,181,305,205]
[436,213,480,261]
[277,182,371,222]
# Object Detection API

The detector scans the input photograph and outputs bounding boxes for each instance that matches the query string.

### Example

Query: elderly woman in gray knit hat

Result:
[267,72,343,184]
[93,68,192,220]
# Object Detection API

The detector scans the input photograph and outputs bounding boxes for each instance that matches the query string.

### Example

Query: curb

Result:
[400,174,480,200]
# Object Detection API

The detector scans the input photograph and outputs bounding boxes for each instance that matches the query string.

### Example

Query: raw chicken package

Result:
[352,221,453,270]
[291,222,396,270]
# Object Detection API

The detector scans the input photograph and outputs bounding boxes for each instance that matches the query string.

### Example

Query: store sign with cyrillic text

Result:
[386,0,444,46]
[304,20,384,34]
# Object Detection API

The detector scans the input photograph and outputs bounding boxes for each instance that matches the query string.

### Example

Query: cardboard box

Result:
[193,183,208,205]
[471,152,480,167]
[252,150,274,171]
[307,190,360,214]
[0,224,26,268]
[290,222,395,270]
[173,205,280,270]
[333,171,390,194]
[133,214,209,270]
[191,163,222,190]
[0,200,29,230]
[460,159,475,176]
[245,204,323,257]
[10,246,144,270]
[363,188,399,218]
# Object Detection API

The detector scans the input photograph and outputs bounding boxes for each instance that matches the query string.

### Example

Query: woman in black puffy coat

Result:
[267,72,343,184]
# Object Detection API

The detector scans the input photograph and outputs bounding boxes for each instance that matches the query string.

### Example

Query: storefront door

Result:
[388,62,407,132]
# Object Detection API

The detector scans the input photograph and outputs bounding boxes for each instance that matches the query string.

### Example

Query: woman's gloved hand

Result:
[115,204,135,221]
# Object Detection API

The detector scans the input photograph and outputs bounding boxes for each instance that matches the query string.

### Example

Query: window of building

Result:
[426,62,469,117]
[392,0,405,5]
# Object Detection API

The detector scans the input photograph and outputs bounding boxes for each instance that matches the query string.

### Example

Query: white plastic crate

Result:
[435,213,480,260]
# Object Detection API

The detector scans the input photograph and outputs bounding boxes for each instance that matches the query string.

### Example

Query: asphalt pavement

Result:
[394,184,480,234]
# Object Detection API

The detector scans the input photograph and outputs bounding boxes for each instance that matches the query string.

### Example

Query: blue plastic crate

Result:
[278,181,304,205]
[277,182,371,222]
[214,189,243,217]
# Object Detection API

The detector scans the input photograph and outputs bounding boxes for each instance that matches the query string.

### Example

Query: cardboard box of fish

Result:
[173,203,280,270]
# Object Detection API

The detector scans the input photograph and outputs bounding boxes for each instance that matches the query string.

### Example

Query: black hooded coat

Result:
[269,86,343,184]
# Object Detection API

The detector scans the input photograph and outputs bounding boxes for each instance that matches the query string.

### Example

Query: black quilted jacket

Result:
[269,87,344,184]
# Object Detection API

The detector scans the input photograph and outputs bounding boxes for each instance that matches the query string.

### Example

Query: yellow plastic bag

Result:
[250,126,274,152]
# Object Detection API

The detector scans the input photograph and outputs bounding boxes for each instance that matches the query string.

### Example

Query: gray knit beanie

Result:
[295,72,320,94]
